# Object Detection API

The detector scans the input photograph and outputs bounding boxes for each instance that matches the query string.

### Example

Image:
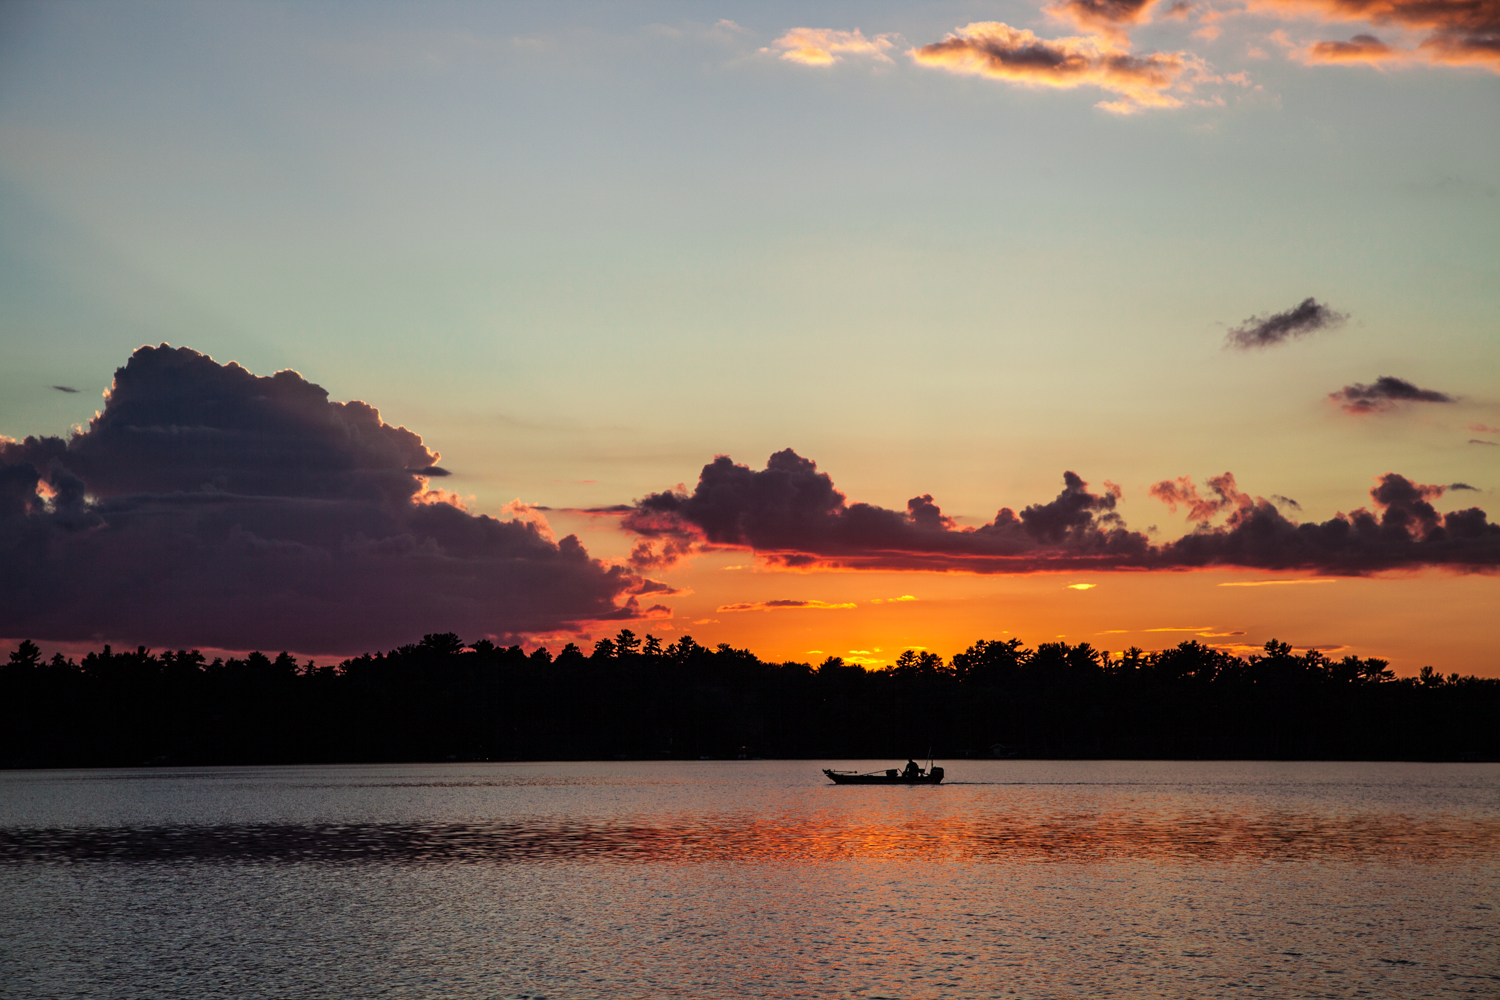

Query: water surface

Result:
[1,760,1495,997]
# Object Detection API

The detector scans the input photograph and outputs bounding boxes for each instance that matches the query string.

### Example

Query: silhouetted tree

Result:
[0,635,1494,768]
[614,630,640,657]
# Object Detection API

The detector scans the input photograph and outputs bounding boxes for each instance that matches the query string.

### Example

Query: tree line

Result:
[2,631,1496,767]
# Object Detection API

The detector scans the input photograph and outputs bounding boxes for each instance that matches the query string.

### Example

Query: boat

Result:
[822,761,944,785]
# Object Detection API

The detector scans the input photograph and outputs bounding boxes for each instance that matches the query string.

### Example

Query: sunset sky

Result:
[2,1,1496,673]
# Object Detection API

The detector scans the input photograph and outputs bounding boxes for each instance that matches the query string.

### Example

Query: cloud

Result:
[1046,0,1163,42]
[1250,0,1500,70]
[1218,578,1338,585]
[1304,33,1407,64]
[910,21,1203,112]
[0,346,653,652]
[767,28,897,65]
[622,450,1500,576]
[870,594,918,603]
[1066,583,1098,589]
[1472,439,1499,446]
[1224,297,1348,348]
[1150,473,1241,521]
[625,449,1149,573]
[1157,471,1499,572]
[716,599,857,612]
[50,385,79,394]
[1329,375,1456,413]
[1450,482,1479,491]
[1470,423,1500,434]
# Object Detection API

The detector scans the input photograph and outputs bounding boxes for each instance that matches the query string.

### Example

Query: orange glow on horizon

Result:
[533,510,1499,676]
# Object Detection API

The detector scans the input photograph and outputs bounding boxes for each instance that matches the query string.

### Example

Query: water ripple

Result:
[4,810,1496,866]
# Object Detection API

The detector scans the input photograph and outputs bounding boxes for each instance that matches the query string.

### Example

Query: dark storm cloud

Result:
[50,385,79,393]
[621,451,1499,575]
[1224,297,1348,349]
[1449,483,1478,491]
[1328,375,1455,413]
[0,346,650,652]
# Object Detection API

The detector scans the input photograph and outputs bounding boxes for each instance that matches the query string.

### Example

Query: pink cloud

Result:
[767,28,898,65]
[1250,0,1500,70]
[910,21,1204,112]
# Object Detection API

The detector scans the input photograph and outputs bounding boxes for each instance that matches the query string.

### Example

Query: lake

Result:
[1,760,1496,998]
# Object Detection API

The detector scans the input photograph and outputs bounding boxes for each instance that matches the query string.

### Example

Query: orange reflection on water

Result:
[6,809,1495,866]
[632,808,1500,865]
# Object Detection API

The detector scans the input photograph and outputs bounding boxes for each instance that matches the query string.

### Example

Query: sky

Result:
[1,1,1496,673]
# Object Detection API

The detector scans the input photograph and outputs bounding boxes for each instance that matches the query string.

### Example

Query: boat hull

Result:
[823,767,944,785]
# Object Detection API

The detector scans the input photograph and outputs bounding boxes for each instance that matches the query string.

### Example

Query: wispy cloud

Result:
[910,21,1203,113]
[716,599,858,612]
[870,594,918,603]
[50,385,79,393]
[767,28,898,65]
[1151,473,1242,521]
[1329,375,1455,413]
[768,0,1497,124]
[1304,33,1404,65]
[1066,583,1098,589]
[1101,626,1245,635]
[1225,297,1348,348]
[1217,578,1338,586]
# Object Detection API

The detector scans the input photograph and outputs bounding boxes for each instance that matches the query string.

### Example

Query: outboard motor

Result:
[929,767,944,783]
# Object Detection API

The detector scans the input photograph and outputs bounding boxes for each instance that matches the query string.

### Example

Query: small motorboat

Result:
[823,761,944,785]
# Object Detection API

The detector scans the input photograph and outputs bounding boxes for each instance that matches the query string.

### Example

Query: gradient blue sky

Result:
[2,1,1496,670]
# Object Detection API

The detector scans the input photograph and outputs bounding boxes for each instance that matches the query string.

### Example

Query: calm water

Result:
[0,761,1496,999]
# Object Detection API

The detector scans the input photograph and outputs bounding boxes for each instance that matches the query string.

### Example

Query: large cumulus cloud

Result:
[0,346,649,652]
[622,449,1499,575]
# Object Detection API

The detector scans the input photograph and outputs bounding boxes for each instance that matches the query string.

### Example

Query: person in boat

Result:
[902,759,921,779]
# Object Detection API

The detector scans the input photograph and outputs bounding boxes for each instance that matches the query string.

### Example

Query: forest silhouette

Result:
[2,632,1496,767]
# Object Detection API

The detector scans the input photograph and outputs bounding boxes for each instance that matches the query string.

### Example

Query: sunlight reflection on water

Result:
[4,810,1498,866]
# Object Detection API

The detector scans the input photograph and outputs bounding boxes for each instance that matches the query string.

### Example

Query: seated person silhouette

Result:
[903,759,921,779]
